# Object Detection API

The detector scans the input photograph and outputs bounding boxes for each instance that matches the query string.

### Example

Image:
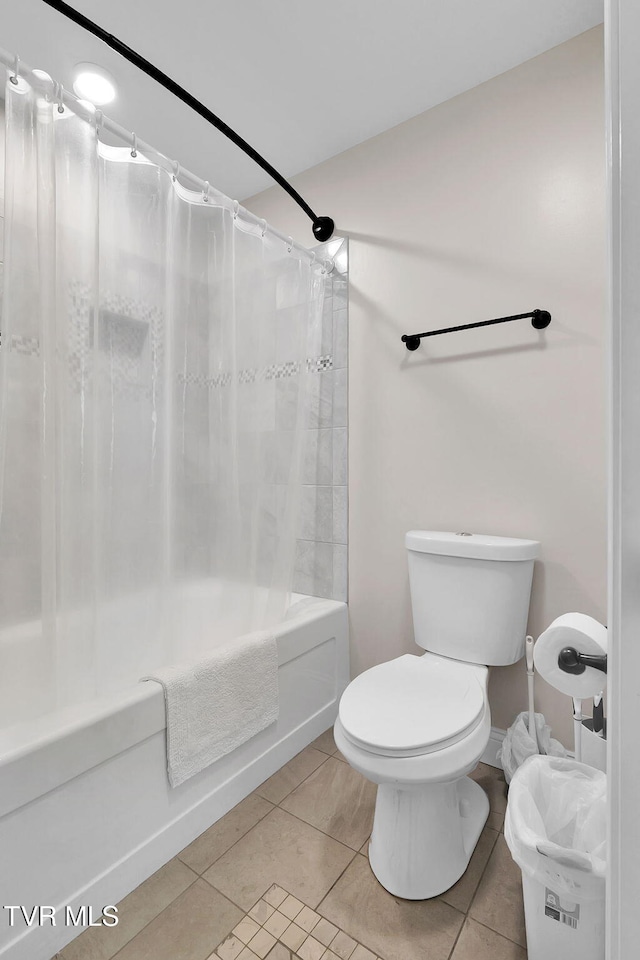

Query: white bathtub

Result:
[0,594,349,960]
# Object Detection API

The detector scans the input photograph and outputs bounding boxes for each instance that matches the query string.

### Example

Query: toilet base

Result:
[368,775,489,900]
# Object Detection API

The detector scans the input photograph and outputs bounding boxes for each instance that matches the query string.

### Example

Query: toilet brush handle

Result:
[573,697,583,762]
[525,635,535,675]
[525,637,538,749]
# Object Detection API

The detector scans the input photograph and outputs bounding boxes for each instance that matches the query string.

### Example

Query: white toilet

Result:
[334,530,539,900]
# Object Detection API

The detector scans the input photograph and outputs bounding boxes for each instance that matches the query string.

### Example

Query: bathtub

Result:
[0,593,349,960]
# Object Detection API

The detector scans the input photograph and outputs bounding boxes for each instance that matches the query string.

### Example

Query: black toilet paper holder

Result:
[558,647,608,676]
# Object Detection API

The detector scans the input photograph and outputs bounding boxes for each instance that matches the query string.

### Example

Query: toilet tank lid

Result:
[405,530,540,561]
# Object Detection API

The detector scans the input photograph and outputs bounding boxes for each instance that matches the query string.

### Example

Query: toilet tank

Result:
[406,531,539,666]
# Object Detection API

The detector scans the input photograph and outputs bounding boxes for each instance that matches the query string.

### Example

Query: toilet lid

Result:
[338,655,485,757]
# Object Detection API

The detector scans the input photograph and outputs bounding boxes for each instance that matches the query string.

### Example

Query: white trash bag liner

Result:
[505,755,606,902]
[498,711,567,784]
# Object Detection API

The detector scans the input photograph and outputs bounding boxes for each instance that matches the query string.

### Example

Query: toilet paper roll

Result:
[533,613,607,698]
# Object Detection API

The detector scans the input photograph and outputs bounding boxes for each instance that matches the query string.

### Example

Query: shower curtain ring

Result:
[172,160,180,182]
[287,237,293,253]
[233,200,240,220]
[131,133,138,158]
[95,109,104,132]
[55,82,65,113]
[203,181,210,202]
[259,219,267,238]
[10,55,20,85]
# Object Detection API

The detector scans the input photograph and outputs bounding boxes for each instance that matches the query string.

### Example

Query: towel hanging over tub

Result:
[142,631,279,787]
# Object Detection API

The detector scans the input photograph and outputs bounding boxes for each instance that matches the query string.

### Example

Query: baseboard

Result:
[480,726,506,769]
[479,724,575,770]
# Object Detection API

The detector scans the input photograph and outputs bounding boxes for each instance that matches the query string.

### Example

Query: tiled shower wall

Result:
[292,237,348,602]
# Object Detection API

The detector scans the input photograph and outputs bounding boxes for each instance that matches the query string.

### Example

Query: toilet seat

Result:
[338,654,485,758]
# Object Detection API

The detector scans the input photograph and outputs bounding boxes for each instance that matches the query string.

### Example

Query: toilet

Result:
[334,530,539,900]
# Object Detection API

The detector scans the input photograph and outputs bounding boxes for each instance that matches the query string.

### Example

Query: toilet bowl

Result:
[336,530,539,900]
[336,652,491,899]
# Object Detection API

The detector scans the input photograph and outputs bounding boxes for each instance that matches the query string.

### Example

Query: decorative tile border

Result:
[177,357,333,390]
[306,355,333,373]
[0,333,41,355]
[209,885,382,960]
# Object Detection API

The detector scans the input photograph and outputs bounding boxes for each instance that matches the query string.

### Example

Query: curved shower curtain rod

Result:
[39,0,335,243]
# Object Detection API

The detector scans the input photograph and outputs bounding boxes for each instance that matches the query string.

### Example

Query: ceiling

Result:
[1,0,603,210]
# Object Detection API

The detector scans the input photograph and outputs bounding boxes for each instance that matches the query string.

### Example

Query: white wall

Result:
[246,27,606,746]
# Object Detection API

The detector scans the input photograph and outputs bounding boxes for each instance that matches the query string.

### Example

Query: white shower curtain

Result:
[0,73,328,725]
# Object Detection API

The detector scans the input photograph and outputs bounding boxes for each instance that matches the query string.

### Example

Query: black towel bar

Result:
[401,309,551,351]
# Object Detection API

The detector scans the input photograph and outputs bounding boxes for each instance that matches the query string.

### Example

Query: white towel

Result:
[142,631,279,787]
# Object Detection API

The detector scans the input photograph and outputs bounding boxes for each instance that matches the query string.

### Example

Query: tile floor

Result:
[55,728,527,960]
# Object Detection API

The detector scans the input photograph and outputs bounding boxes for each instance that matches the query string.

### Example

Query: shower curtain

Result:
[0,73,328,725]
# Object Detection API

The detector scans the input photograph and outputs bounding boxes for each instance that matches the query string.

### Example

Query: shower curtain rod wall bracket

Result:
[40,0,334,242]
[401,308,552,351]
[312,217,336,242]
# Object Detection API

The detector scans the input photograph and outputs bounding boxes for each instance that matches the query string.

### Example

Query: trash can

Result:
[504,755,606,960]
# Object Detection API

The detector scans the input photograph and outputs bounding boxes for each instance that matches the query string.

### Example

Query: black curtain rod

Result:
[401,309,552,351]
[40,0,335,242]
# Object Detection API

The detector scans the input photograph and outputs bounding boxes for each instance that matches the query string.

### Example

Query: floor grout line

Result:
[179,742,336,878]
[200,868,271,912]
[445,819,503,959]
[177,793,276,876]
[460,824,500,916]
[174,736,343,892]
[445,912,467,960]
[104,796,282,953]
[313,847,361,918]
[109,871,230,960]
[67,866,201,960]
[198,791,359,912]
[464,832,528,951]
[265,742,369,857]
[272,797,368,856]
[253,747,332,806]
[465,827,502,918]
[468,914,527,950]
